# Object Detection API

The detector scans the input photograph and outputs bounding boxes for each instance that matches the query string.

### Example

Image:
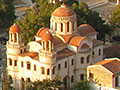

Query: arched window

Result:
[47,69,50,75]
[21,61,24,67]
[67,22,69,32]
[34,64,36,71]
[80,74,84,80]
[61,23,63,32]
[41,67,45,74]
[26,78,30,82]
[27,61,31,70]
[58,64,61,70]
[65,61,67,68]
[92,51,94,55]
[80,57,84,64]
[9,58,12,66]
[87,55,90,63]
[14,60,17,66]
[71,75,74,83]
[21,78,24,81]
[71,59,74,65]
[52,67,55,74]
[99,49,101,56]
[55,23,57,31]
[10,33,13,42]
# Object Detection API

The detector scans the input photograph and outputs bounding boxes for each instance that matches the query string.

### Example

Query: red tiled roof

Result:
[93,39,104,47]
[94,59,120,74]
[59,34,73,43]
[103,45,120,58]
[36,27,53,41]
[53,36,65,48]
[19,52,38,60]
[52,3,75,17]
[56,48,75,60]
[69,36,86,46]
[77,24,97,36]
[9,23,21,33]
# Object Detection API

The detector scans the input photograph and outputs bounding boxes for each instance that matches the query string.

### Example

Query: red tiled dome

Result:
[36,27,53,41]
[9,23,21,33]
[52,3,75,17]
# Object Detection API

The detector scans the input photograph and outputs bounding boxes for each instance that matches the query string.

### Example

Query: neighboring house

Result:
[6,3,103,90]
[87,58,120,89]
[103,45,120,58]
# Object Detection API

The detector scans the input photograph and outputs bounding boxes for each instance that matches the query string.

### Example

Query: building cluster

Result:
[6,1,120,90]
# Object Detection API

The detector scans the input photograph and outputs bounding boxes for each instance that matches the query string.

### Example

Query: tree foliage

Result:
[0,0,15,28]
[71,80,90,90]
[1,70,14,90]
[109,5,120,34]
[17,0,111,44]
[25,79,63,90]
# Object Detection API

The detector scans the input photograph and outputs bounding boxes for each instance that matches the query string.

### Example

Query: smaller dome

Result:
[36,27,53,42]
[9,23,21,33]
[36,27,46,37]
[52,3,75,17]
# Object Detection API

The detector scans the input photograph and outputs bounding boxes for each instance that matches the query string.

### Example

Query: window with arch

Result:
[14,33,18,42]
[64,61,67,68]
[47,69,50,75]
[21,61,24,67]
[58,64,61,70]
[67,22,69,32]
[9,58,12,66]
[26,78,30,82]
[41,67,45,74]
[80,74,84,80]
[71,59,74,65]
[92,51,94,55]
[80,57,84,64]
[27,61,31,70]
[61,23,63,32]
[71,75,74,83]
[52,67,55,74]
[10,33,13,42]
[87,55,90,63]
[21,77,24,81]
[34,64,36,71]
[55,23,57,31]
[99,49,101,56]
[14,60,17,66]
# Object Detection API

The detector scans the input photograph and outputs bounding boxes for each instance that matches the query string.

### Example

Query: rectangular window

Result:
[14,60,17,66]
[27,63,31,70]
[80,74,84,80]
[61,23,63,32]
[58,64,61,70]
[67,22,69,32]
[9,60,12,66]
[55,23,57,31]
[34,65,36,71]
[89,72,94,79]
[21,61,24,67]
[65,61,67,68]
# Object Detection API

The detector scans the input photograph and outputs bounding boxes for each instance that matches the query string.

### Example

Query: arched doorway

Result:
[63,76,70,89]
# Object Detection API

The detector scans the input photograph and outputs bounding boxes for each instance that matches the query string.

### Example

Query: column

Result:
[117,0,120,5]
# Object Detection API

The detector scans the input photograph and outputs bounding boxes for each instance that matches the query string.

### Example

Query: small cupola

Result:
[9,23,21,44]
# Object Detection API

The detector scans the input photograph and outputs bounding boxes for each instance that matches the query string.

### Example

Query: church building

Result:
[6,3,103,89]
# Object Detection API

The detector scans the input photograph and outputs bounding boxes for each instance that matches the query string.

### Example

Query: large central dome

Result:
[52,3,75,17]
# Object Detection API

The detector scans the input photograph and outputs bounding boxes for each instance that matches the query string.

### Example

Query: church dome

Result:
[36,27,53,41]
[52,3,75,17]
[9,23,21,33]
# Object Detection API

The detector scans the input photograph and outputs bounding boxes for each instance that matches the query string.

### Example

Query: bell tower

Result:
[6,23,24,89]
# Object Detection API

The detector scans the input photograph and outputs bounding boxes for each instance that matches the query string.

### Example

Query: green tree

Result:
[109,5,120,36]
[71,80,90,90]
[1,69,14,90]
[25,79,63,90]
[0,0,15,28]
